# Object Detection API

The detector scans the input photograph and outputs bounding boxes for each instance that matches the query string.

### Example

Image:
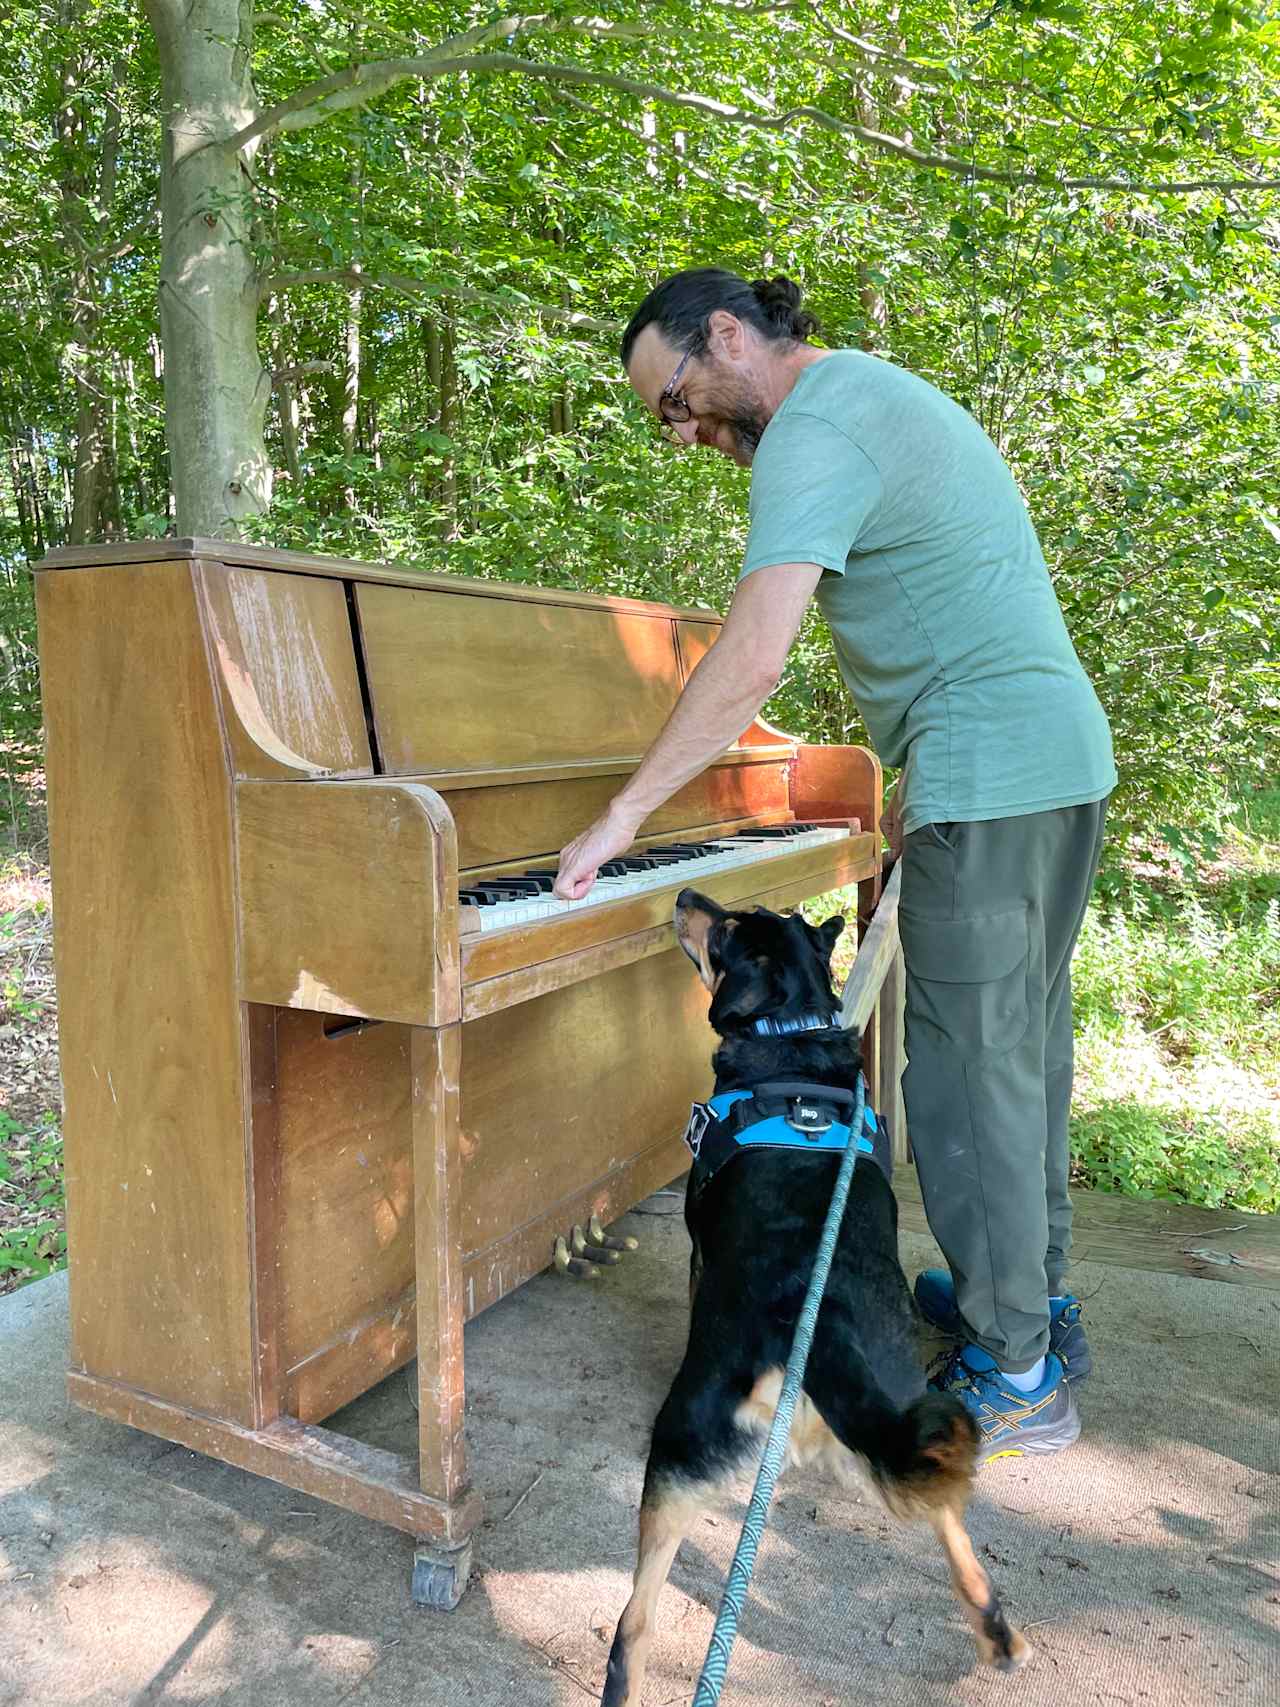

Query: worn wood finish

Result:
[892,1168,1280,1290]
[412,1024,469,1504]
[842,860,901,1034]
[877,941,909,1166]
[37,560,256,1424]
[38,538,889,1568]
[459,1134,689,1318]
[284,1292,418,1425]
[359,582,687,773]
[246,1004,283,1427]
[38,538,721,621]
[236,778,460,1026]
[66,1372,481,1541]
[460,950,712,1258]
[271,1012,414,1400]
[194,562,372,779]
[790,744,883,834]
[102,1136,691,1426]
[442,756,793,873]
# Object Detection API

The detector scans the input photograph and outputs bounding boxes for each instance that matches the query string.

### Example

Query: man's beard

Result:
[730,409,766,461]
[701,366,768,463]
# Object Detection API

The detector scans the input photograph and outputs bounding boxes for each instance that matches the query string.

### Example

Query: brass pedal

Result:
[588,1214,639,1253]
[552,1216,639,1279]
[553,1234,599,1280]
[572,1225,621,1265]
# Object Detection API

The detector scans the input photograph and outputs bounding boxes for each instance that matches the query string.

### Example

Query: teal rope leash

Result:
[690,1073,867,1707]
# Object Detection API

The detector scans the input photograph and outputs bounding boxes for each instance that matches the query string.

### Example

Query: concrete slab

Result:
[1,1192,1277,1706]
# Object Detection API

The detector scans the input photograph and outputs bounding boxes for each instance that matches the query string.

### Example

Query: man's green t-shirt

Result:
[741,350,1116,834]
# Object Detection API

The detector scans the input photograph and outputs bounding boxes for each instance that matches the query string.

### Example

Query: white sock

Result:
[1001,1356,1046,1393]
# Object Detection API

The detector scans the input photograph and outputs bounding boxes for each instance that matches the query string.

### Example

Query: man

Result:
[554,267,1115,1462]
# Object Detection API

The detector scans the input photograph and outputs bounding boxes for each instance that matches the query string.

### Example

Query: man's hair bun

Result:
[750,275,819,340]
[620,266,820,366]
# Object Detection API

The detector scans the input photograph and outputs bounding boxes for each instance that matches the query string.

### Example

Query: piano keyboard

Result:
[459,825,851,934]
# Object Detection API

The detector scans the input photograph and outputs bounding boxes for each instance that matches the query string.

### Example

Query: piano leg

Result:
[410,1023,478,1607]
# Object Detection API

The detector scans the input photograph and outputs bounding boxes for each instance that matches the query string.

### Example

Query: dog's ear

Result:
[709,954,776,1028]
[807,914,845,963]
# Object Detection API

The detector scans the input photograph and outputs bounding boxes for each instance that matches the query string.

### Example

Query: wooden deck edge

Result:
[66,1369,482,1540]
[891,1166,1280,1290]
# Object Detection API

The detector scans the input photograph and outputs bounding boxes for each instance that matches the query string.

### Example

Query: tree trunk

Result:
[145,0,271,537]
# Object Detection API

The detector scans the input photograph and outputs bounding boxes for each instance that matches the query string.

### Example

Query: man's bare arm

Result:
[554,564,824,899]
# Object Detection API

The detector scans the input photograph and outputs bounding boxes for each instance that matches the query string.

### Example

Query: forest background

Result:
[0,0,1277,1287]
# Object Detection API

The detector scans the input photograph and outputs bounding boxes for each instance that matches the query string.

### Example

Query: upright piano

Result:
[34,539,882,1602]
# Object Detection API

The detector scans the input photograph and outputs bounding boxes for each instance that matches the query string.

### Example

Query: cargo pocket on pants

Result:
[899,905,1031,1057]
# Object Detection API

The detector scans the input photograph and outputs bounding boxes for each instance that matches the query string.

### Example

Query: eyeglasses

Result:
[657,346,697,426]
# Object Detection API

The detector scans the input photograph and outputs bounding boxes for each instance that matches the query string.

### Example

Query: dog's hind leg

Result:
[601,1474,709,1707]
[928,1501,1031,1674]
[805,1359,1031,1675]
[604,1362,752,1707]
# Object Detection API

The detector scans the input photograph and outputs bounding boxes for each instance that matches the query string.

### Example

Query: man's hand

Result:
[554,804,642,900]
[883,786,906,860]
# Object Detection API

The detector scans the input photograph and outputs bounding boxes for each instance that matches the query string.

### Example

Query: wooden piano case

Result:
[34,539,882,1602]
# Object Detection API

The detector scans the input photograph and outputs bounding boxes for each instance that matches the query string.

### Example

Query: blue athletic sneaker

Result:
[930,1345,1081,1464]
[914,1269,1093,1383]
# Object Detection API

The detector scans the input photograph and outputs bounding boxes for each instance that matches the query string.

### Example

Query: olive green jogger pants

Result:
[898,799,1109,1372]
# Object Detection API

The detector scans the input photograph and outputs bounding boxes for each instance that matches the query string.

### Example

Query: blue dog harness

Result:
[683,1068,884,1205]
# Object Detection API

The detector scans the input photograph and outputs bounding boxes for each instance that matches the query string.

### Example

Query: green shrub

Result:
[1070,1100,1279,1214]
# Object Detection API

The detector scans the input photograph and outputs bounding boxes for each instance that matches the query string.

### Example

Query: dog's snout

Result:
[675,887,699,913]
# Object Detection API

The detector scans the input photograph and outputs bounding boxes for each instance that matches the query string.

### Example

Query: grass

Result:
[0,837,63,1292]
[1069,786,1280,1212]
[809,784,1280,1216]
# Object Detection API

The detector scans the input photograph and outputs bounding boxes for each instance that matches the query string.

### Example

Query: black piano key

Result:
[474,878,544,895]
[459,888,500,906]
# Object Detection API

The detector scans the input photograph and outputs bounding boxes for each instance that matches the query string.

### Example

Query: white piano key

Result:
[463,827,851,933]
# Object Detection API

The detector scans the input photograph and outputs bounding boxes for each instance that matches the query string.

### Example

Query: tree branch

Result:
[87,203,160,264]
[211,15,654,155]
[271,360,339,385]
[206,30,1280,197]
[269,267,622,334]
[415,53,1280,195]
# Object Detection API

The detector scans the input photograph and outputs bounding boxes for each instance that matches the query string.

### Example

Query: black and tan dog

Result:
[601,889,1029,1706]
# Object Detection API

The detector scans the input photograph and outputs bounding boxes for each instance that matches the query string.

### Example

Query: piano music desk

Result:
[34,539,885,1603]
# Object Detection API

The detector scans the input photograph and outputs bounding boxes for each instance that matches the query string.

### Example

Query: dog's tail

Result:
[867,1390,979,1519]
[805,1355,978,1518]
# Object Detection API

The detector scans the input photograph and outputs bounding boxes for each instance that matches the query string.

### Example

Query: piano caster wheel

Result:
[411,1537,472,1611]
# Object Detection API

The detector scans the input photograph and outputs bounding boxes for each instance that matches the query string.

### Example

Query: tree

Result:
[134,0,1280,534]
[2,1,1276,845]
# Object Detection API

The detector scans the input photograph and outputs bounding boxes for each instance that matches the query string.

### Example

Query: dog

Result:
[600,890,1029,1706]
